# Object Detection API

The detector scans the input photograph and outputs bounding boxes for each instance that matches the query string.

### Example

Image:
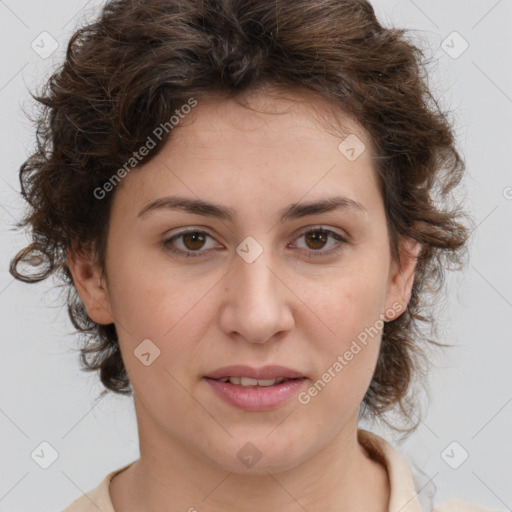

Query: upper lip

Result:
[204,365,305,380]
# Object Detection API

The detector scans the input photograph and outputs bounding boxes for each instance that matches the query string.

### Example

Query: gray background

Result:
[0,0,511,510]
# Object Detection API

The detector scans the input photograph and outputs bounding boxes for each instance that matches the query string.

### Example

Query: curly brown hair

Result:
[9,0,470,432]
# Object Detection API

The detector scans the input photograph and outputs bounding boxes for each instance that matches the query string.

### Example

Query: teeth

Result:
[250,378,278,387]
[218,377,287,386]
[240,377,259,386]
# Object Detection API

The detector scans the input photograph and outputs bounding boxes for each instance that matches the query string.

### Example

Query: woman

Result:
[10,0,493,510]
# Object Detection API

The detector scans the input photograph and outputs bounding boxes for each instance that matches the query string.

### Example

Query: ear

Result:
[384,237,421,321]
[67,246,114,325]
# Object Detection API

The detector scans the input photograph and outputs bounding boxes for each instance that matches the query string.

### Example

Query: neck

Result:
[110,399,389,512]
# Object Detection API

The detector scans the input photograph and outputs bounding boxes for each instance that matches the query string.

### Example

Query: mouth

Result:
[210,376,302,387]
[203,365,308,411]
[204,364,306,381]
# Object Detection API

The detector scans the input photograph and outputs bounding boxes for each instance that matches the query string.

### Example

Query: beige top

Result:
[61,430,497,512]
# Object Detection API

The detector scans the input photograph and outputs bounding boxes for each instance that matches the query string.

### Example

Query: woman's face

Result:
[73,89,417,473]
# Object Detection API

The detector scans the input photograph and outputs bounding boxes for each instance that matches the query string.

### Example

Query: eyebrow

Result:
[137,195,367,222]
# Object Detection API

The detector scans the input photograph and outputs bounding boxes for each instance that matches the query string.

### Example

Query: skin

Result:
[68,87,419,512]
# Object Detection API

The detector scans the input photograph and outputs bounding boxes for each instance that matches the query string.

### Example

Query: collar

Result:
[358,429,423,512]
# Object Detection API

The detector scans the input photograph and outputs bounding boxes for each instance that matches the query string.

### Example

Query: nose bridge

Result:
[239,253,278,307]
[219,245,294,343]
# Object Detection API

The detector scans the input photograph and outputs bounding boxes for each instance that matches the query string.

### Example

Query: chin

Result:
[202,431,315,475]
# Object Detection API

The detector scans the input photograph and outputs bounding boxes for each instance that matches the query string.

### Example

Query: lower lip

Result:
[204,377,307,411]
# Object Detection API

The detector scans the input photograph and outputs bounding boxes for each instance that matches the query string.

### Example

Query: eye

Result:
[163,229,222,258]
[290,227,348,257]
[163,226,348,259]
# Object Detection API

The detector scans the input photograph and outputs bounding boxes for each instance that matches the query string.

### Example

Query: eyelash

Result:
[163,227,348,259]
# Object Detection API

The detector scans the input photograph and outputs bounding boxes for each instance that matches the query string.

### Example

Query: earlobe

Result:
[385,237,421,320]
[66,247,114,325]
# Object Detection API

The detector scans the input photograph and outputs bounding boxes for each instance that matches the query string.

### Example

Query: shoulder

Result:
[433,497,502,512]
[357,430,499,512]
[61,462,135,512]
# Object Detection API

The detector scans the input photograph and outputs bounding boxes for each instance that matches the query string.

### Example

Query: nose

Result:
[218,249,295,344]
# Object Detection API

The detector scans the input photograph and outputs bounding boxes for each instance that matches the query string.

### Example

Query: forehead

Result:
[171,86,372,153]
[112,87,382,222]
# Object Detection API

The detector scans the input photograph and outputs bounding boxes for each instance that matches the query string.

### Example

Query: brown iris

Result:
[182,232,207,250]
[304,230,329,250]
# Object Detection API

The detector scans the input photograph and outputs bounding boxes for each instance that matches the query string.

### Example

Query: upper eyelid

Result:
[292,225,346,238]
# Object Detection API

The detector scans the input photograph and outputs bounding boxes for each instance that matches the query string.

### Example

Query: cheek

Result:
[299,264,388,398]
[299,290,384,426]
[105,255,221,377]
[106,246,198,335]
[302,259,388,341]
